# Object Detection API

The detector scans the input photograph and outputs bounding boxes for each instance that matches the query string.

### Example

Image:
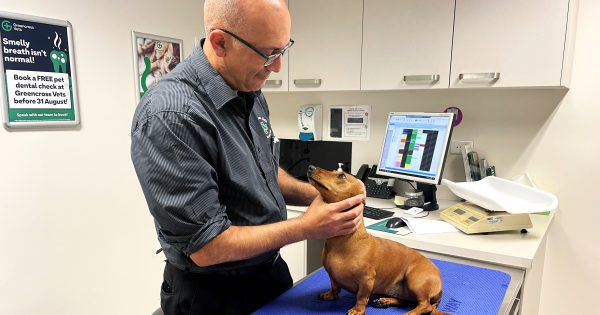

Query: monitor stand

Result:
[396,182,440,211]
[417,182,439,211]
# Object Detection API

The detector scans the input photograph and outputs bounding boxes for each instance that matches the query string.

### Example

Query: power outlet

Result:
[450,140,473,154]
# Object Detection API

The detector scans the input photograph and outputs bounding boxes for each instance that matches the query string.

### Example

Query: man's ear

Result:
[208,31,227,57]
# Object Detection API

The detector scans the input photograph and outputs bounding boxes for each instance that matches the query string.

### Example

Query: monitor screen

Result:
[279,139,352,182]
[376,112,454,185]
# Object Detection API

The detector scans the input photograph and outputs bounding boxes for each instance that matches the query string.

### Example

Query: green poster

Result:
[0,11,79,128]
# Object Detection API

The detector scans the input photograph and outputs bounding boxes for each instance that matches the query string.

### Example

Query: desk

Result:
[282,198,554,315]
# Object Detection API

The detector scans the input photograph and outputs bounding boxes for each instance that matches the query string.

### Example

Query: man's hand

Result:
[299,194,365,240]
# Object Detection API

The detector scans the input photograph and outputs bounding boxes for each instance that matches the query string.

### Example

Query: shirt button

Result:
[257,147,261,153]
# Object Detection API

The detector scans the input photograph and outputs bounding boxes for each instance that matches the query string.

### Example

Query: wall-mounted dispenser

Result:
[298,104,322,141]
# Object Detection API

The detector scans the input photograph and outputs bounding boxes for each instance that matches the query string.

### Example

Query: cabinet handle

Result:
[264,79,282,88]
[293,79,322,87]
[403,74,440,83]
[459,72,500,82]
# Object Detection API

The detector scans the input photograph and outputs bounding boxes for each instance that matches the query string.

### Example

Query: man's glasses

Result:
[218,29,294,67]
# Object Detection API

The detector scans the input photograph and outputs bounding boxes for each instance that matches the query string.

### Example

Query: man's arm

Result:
[190,193,364,267]
[277,167,319,206]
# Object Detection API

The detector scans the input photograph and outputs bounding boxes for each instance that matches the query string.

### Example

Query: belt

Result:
[171,251,280,276]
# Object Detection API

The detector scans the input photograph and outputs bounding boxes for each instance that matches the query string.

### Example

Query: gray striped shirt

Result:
[131,43,285,272]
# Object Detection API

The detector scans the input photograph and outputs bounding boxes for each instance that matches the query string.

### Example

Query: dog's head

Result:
[307,165,366,203]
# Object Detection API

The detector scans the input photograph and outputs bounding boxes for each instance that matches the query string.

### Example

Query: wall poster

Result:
[0,11,79,128]
[131,31,183,105]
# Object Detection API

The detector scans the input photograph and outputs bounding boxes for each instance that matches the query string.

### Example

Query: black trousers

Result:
[160,256,293,315]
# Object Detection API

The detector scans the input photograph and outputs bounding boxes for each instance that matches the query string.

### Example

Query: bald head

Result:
[204,0,288,36]
[203,0,291,92]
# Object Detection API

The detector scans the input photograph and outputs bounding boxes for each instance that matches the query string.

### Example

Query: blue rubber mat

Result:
[254,259,511,315]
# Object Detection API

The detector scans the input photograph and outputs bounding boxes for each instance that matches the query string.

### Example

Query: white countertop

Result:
[287,197,554,270]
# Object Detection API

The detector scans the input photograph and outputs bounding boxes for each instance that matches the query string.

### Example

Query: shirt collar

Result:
[191,38,238,110]
[191,39,239,110]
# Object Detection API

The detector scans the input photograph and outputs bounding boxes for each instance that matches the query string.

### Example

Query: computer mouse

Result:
[385,217,406,229]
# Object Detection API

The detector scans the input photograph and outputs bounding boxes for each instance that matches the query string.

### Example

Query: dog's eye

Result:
[337,173,347,180]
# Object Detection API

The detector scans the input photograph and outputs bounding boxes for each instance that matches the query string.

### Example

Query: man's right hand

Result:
[299,194,365,240]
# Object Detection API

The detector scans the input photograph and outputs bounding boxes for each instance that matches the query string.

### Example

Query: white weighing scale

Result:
[440,202,532,234]
[440,176,557,234]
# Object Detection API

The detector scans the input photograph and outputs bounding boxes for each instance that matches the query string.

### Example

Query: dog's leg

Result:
[430,305,451,315]
[404,299,433,315]
[318,275,341,301]
[347,276,375,315]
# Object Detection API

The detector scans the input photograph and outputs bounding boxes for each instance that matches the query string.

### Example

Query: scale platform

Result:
[440,202,532,234]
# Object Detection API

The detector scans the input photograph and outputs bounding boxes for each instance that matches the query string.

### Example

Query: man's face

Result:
[223,10,291,92]
[226,36,286,91]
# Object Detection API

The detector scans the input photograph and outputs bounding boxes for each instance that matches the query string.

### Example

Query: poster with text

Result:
[327,105,371,141]
[0,11,79,128]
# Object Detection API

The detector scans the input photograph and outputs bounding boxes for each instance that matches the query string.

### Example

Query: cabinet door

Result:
[450,0,569,88]
[262,0,290,92]
[288,0,363,91]
[280,210,306,283]
[362,0,454,90]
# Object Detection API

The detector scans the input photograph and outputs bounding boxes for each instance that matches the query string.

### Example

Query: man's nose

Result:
[265,55,283,72]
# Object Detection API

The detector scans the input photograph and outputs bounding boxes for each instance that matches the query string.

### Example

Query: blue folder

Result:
[254,259,511,315]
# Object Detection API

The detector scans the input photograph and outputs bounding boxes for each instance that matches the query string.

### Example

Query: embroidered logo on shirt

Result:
[257,116,272,138]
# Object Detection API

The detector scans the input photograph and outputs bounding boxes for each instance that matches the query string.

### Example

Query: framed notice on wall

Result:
[0,11,79,128]
[131,31,183,105]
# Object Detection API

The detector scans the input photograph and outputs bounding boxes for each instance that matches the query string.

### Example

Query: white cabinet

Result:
[279,209,306,283]
[262,0,290,92]
[288,0,363,91]
[450,0,570,88]
[361,0,455,90]
[274,0,572,91]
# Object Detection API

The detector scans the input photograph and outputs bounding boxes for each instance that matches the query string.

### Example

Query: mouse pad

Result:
[365,219,400,234]
[253,259,511,315]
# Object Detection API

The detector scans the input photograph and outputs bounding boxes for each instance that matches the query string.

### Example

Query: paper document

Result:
[400,217,458,234]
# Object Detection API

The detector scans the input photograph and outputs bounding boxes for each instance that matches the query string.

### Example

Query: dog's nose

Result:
[307,165,316,175]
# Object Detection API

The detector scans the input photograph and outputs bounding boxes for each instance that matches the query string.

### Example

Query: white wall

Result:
[528,0,600,313]
[265,0,600,314]
[2,0,599,314]
[266,89,567,199]
[0,1,203,314]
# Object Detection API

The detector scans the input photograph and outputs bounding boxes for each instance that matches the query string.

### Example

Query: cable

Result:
[407,181,416,190]
[412,211,430,219]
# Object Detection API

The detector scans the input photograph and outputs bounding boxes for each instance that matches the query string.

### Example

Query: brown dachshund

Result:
[307,165,449,315]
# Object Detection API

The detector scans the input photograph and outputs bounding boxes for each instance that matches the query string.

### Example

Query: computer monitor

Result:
[375,112,455,210]
[279,139,352,182]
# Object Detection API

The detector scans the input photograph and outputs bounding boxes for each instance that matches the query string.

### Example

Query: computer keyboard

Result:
[363,206,395,220]
[364,179,395,199]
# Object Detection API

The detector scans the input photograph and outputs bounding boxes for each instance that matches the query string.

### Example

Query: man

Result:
[131,0,365,314]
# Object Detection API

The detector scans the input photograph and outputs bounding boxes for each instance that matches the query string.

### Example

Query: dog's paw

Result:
[370,298,389,308]
[318,291,338,301]
[370,297,391,308]
[346,306,366,315]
